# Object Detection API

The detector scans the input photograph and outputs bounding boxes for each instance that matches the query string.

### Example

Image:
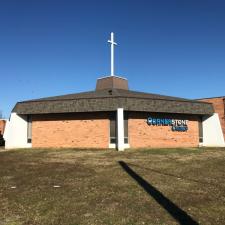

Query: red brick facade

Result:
[199,97,225,138]
[31,112,200,149]
[32,113,109,148]
[129,112,200,148]
[0,120,6,136]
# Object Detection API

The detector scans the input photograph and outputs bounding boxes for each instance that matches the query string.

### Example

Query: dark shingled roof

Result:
[13,88,214,115]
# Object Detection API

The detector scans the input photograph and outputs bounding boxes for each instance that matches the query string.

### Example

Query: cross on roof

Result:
[108,32,117,76]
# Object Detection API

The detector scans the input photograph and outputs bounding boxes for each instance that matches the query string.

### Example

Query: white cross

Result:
[108,32,117,76]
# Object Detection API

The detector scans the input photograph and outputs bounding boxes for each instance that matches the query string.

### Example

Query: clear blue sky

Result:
[1,0,225,118]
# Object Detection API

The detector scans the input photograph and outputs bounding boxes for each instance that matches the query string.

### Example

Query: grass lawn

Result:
[0,147,225,225]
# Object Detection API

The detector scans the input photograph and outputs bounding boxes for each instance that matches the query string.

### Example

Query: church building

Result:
[4,33,225,150]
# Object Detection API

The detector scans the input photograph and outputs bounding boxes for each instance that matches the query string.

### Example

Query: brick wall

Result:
[199,98,225,138]
[31,111,201,149]
[32,112,109,148]
[0,120,6,136]
[128,112,200,148]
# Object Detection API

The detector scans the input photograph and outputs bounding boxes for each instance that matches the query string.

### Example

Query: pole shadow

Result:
[118,161,199,225]
[127,162,218,189]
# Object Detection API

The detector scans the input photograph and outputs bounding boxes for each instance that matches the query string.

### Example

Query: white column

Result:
[202,113,225,147]
[117,108,124,151]
[4,113,32,149]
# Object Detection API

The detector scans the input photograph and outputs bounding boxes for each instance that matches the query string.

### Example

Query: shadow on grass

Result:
[118,161,199,225]
[127,162,219,188]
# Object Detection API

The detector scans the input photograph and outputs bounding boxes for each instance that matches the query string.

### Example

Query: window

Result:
[124,112,128,144]
[27,115,32,143]
[110,112,116,144]
[109,111,129,144]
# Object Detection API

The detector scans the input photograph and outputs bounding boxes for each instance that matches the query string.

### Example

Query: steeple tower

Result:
[96,32,128,90]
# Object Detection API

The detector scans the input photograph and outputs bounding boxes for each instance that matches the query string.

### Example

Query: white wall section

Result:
[202,113,225,147]
[117,108,124,151]
[4,113,32,149]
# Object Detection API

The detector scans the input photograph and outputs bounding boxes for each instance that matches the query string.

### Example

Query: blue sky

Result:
[0,0,225,118]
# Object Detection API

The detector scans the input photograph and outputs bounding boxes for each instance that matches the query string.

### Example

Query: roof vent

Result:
[108,89,113,95]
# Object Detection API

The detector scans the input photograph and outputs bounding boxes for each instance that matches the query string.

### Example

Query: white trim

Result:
[199,143,203,147]
[109,143,116,148]
[109,143,130,149]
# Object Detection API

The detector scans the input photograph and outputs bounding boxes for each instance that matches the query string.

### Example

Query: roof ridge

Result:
[17,88,213,105]
[18,95,212,105]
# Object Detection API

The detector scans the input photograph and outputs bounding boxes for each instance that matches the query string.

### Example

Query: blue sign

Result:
[147,117,188,132]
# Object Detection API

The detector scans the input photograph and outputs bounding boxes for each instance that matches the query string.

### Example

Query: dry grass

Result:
[0,147,225,225]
